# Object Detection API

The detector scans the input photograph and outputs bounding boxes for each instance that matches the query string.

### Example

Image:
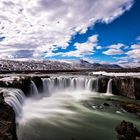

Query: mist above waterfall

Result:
[3,76,105,122]
[20,76,101,122]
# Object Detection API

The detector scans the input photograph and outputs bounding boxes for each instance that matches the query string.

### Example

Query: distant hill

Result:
[0,59,123,71]
[75,59,122,69]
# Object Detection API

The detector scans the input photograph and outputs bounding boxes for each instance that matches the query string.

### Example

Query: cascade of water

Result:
[86,78,97,91]
[106,79,112,95]
[42,76,99,93]
[30,81,39,96]
[4,89,25,118]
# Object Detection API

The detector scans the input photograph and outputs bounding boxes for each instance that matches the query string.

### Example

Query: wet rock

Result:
[31,76,43,93]
[121,103,140,116]
[105,98,140,117]
[0,76,31,96]
[97,77,109,93]
[115,120,140,140]
[103,103,110,107]
[112,77,140,99]
[0,93,17,140]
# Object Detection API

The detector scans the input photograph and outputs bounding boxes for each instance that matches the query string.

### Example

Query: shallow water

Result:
[17,90,140,140]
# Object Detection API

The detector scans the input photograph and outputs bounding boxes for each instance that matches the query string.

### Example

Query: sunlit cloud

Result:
[0,0,134,59]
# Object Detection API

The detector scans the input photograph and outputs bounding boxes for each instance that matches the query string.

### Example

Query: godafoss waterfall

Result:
[1,75,140,140]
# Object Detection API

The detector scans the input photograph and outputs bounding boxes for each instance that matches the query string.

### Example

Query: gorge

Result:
[0,73,140,140]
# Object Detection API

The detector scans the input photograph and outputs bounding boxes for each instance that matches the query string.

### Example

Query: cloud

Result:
[54,34,98,58]
[108,43,126,49]
[88,35,98,43]
[103,43,125,55]
[96,46,102,50]
[124,44,140,61]
[103,48,124,55]
[126,49,140,59]
[0,0,134,59]
[131,44,140,49]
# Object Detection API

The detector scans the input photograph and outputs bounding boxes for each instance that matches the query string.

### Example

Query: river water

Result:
[3,76,140,140]
[17,90,140,140]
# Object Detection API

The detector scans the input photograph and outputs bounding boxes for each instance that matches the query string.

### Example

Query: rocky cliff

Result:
[112,77,140,99]
[93,76,140,99]
[0,93,17,140]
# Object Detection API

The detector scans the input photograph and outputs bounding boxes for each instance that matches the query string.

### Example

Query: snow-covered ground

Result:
[92,71,140,77]
[0,60,73,71]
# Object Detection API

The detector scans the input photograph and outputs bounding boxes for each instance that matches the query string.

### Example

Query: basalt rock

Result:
[12,77,31,96]
[0,76,31,96]
[0,93,17,140]
[121,103,140,117]
[103,103,110,107]
[115,120,140,140]
[97,77,109,93]
[31,76,43,93]
[112,77,140,99]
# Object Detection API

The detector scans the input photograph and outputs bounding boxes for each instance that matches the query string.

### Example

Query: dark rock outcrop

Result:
[97,77,109,93]
[112,77,140,99]
[115,120,140,140]
[0,76,31,96]
[12,77,31,96]
[0,93,17,140]
[31,76,43,93]
[103,103,110,107]
[121,103,140,116]
[95,77,140,99]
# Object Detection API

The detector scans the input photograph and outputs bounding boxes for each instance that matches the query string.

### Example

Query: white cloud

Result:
[103,48,124,55]
[56,34,98,58]
[102,43,127,56]
[88,35,98,43]
[126,49,140,59]
[0,0,134,59]
[108,43,125,49]
[131,44,140,49]
[96,46,102,50]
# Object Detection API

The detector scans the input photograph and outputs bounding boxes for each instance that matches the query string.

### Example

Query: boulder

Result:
[103,103,110,107]
[115,120,140,140]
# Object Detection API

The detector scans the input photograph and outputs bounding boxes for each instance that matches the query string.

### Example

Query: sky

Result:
[0,0,140,67]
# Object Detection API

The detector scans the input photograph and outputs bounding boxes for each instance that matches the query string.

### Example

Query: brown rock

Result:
[0,93,17,140]
[112,77,140,99]
[115,120,140,140]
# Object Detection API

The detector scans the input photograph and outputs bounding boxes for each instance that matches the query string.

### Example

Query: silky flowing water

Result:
[3,76,140,140]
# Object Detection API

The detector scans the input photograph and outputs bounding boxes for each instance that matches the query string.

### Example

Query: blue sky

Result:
[0,0,140,67]
[50,0,140,65]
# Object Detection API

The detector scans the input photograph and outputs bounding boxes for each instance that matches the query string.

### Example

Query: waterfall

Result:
[42,76,99,94]
[1,75,115,124]
[106,79,112,95]
[4,89,25,118]
[85,78,97,91]
[30,81,39,96]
